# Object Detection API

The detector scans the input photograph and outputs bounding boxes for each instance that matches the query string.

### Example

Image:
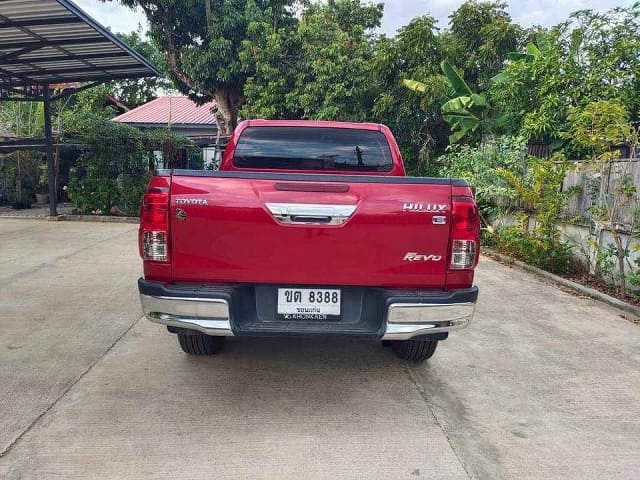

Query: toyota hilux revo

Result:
[138,120,479,362]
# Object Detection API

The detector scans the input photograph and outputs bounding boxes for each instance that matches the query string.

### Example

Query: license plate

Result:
[277,288,341,319]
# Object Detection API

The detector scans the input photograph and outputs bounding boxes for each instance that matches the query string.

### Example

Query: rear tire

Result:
[177,333,226,355]
[391,339,438,362]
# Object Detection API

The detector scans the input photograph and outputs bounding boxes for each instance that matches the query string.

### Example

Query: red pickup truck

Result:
[138,120,479,362]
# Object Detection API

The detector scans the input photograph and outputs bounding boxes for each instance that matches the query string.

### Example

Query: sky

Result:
[74,0,636,37]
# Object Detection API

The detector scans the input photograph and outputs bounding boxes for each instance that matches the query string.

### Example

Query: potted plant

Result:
[11,175,34,209]
[35,181,49,205]
[34,163,50,204]
[10,152,37,209]
[35,164,49,205]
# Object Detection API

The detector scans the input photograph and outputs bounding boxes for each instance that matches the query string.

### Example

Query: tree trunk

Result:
[146,5,242,137]
[213,87,242,136]
[204,0,211,24]
[612,232,627,295]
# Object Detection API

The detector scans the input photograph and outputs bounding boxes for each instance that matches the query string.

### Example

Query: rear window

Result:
[232,126,393,172]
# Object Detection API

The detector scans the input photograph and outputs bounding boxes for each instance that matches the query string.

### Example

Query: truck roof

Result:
[241,119,384,131]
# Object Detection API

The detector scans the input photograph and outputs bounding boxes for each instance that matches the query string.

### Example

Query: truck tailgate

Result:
[169,172,452,288]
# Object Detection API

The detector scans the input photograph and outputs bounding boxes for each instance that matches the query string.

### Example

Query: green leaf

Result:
[491,72,509,84]
[489,114,510,130]
[449,129,469,144]
[402,78,428,93]
[535,33,549,52]
[548,139,564,151]
[471,93,488,107]
[442,96,474,114]
[441,95,480,143]
[507,52,531,62]
[526,42,542,58]
[570,28,584,57]
[440,60,472,97]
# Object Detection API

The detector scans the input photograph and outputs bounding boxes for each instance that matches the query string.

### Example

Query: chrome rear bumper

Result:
[140,294,234,336]
[381,302,475,340]
[139,279,477,341]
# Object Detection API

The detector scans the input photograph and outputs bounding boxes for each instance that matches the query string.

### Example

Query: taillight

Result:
[450,197,479,270]
[451,240,476,269]
[140,186,169,262]
[142,231,168,262]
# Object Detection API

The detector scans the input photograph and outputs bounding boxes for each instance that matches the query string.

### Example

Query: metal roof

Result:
[0,0,160,88]
[113,96,217,126]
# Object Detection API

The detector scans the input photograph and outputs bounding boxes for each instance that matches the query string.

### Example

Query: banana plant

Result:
[506,35,547,62]
[404,60,500,143]
[492,34,549,84]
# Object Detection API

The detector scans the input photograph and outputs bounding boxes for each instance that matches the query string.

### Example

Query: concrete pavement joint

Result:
[0,314,144,458]
[0,215,139,224]
[56,214,139,224]
[402,363,474,480]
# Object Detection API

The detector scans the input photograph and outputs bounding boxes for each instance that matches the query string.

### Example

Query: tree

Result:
[242,0,383,122]
[438,136,528,216]
[494,154,576,274]
[372,2,525,166]
[565,101,640,295]
[105,0,301,134]
[445,0,524,90]
[371,15,450,173]
[0,102,43,205]
[65,113,193,215]
[439,60,493,143]
[490,4,640,153]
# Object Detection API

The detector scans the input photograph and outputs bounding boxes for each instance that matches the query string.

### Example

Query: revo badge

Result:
[404,252,443,262]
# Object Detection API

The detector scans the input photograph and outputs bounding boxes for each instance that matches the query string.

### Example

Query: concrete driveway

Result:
[0,219,638,479]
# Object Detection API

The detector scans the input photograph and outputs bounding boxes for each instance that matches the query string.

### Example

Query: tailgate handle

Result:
[266,203,357,226]
[290,215,332,224]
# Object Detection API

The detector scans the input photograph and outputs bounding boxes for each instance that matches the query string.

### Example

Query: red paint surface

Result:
[140,121,479,290]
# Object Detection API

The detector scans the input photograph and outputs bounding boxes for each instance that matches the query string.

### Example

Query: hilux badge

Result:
[403,203,447,213]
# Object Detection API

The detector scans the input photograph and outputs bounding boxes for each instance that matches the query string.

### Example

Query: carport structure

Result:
[0,0,160,215]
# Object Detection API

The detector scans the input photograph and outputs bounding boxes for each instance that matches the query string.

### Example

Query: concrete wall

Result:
[560,223,640,276]
[563,158,640,226]
[494,213,640,285]
[490,158,640,284]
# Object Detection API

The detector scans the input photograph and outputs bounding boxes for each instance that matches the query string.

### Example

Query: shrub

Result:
[65,116,149,216]
[490,225,578,275]
[65,115,188,216]
[488,155,581,276]
[67,172,118,215]
[438,136,528,219]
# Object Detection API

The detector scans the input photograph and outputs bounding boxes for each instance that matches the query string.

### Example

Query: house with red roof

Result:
[113,96,220,168]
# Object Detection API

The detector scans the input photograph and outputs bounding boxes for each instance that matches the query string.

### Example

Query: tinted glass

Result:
[233,127,393,172]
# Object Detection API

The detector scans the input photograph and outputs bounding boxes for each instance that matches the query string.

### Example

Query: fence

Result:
[557,157,640,276]
[563,158,640,228]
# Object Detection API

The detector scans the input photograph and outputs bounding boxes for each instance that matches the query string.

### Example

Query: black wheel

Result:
[177,332,226,355]
[391,339,438,362]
